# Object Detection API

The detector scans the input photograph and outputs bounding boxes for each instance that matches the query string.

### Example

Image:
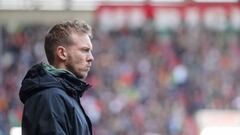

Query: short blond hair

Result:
[44,20,92,64]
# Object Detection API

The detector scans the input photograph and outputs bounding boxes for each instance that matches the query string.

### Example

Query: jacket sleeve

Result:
[22,89,70,135]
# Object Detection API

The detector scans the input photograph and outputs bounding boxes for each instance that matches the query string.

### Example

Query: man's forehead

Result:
[71,32,90,40]
[70,33,92,48]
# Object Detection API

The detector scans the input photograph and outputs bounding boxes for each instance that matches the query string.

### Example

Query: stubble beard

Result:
[65,59,85,79]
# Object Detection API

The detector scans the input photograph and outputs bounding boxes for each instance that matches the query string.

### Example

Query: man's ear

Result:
[56,46,67,61]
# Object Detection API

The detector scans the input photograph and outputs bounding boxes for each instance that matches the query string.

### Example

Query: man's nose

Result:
[87,52,94,62]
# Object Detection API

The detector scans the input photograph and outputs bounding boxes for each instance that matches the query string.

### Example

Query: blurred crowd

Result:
[0,20,240,135]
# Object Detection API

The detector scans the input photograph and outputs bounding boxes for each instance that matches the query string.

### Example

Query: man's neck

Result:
[53,62,67,70]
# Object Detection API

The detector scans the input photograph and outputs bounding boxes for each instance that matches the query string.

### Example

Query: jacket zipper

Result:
[76,95,93,135]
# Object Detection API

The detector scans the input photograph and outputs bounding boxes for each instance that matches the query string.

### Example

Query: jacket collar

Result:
[43,63,91,97]
[19,63,91,104]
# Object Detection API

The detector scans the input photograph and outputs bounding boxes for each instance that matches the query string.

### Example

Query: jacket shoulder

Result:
[22,88,74,135]
[24,87,75,114]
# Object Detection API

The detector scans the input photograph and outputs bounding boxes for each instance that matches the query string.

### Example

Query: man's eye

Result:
[82,48,89,52]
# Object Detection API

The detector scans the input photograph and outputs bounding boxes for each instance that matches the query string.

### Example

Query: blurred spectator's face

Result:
[64,33,94,79]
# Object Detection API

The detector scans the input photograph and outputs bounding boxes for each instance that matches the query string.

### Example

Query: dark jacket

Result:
[19,63,92,135]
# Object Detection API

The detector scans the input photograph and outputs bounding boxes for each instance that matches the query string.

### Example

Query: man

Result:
[19,20,94,135]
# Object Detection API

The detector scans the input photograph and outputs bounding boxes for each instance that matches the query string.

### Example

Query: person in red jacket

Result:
[19,20,94,135]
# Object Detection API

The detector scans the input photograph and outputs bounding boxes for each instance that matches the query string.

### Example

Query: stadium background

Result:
[0,0,240,135]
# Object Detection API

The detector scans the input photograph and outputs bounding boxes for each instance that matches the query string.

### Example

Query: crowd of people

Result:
[0,19,240,135]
